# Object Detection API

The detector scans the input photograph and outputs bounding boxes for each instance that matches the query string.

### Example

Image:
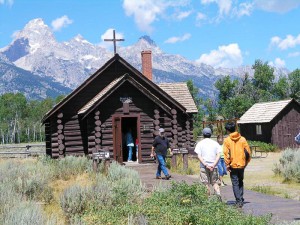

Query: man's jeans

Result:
[127,146,133,161]
[156,154,169,177]
[230,168,245,203]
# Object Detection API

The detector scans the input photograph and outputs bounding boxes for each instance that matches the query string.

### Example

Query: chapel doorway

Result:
[121,117,139,162]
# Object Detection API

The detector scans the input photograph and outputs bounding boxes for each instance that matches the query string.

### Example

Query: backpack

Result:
[244,149,250,164]
[295,132,300,145]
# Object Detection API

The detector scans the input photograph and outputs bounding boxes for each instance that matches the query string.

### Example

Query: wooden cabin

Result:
[42,51,198,163]
[238,99,300,149]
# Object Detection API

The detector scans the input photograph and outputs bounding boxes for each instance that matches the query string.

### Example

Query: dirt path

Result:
[126,162,300,223]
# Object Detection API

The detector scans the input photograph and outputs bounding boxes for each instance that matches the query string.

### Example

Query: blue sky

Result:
[1,0,300,71]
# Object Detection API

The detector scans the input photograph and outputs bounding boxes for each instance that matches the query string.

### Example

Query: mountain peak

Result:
[72,34,91,44]
[139,35,156,46]
[15,18,54,41]
[26,18,47,27]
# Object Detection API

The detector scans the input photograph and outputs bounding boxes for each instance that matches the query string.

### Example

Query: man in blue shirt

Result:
[151,128,172,180]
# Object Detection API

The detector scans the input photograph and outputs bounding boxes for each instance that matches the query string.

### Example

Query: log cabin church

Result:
[42,51,198,163]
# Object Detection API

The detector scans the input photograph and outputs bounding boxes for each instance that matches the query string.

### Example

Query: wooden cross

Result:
[104,30,124,55]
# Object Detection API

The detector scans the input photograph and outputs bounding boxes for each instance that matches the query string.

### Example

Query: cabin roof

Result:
[78,75,125,115]
[78,74,174,117]
[238,99,295,124]
[158,83,198,113]
[42,54,197,123]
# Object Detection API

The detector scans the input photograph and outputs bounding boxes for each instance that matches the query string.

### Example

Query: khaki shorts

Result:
[200,167,220,185]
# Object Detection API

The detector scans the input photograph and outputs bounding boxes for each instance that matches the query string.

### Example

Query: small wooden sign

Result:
[120,97,132,103]
[172,148,188,154]
[93,151,110,160]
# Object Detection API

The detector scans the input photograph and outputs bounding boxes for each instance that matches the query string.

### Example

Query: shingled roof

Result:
[78,74,174,117]
[238,99,293,124]
[158,82,198,113]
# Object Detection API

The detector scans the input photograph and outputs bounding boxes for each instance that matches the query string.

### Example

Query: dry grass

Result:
[45,173,93,224]
[0,157,93,225]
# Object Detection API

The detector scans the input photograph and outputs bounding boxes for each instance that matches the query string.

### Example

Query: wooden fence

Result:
[0,143,46,158]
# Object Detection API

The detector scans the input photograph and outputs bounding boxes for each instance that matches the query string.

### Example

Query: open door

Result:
[113,116,123,163]
[121,117,138,162]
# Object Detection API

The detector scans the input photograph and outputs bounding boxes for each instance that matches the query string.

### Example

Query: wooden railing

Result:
[0,144,46,158]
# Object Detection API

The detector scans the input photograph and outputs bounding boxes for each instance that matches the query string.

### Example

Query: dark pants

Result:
[230,168,245,203]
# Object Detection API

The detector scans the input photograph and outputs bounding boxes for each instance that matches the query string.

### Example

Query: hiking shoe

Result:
[165,175,171,180]
[235,202,243,208]
[156,176,162,179]
[216,194,222,202]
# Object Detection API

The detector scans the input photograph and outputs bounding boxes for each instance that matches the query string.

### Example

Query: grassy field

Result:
[0,156,272,224]
[188,152,300,200]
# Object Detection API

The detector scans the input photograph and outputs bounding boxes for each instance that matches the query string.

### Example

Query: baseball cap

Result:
[202,127,212,136]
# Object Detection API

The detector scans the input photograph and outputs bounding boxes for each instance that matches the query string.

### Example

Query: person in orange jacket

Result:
[223,122,251,208]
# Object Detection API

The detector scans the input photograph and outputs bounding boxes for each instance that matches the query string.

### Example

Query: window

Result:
[256,125,262,135]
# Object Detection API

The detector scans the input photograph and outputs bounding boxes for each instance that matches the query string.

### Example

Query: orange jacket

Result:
[223,132,251,169]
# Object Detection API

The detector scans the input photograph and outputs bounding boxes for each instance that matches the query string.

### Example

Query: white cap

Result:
[159,128,165,133]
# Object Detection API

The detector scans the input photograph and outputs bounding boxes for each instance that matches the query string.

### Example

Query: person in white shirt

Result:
[194,127,221,198]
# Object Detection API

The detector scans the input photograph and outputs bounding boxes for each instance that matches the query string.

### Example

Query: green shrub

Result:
[249,141,278,152]
[0,184,22,217]
[1,202,46,225]
[60,185,88,217]
[39,155,91,180]
[0,160,53,202]
[273,148,300,182]
[140,182,271,225]
[250,185,279,195]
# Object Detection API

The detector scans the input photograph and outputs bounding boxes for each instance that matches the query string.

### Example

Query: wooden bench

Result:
[250,145,268,158]
[92,150,111,172]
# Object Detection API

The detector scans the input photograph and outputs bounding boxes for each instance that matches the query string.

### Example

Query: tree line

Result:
[0,93,64,144]
[188,60,300,137]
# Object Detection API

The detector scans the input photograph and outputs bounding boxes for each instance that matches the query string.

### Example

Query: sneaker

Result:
[216,194,222,202]
[165,175,171,180]
[156,176,162,179]
[128,160,133,162]
[235,202,243,208]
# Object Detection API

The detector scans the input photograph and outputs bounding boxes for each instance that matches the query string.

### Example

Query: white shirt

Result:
[194,138,222,167]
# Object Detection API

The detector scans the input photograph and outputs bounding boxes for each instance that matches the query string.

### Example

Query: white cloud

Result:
[0,0,13,6]
[51,15,73,32]
[122,0,189,33]
[270,34,300,50]
[232,2,254,17]
[196,43,243,68]
[122,0,167,33]
[254,0,300,13]
[288,52,300,57]
[99,29,124,49]
[164,33,191,44]
[175,10,193,20]
[201,0,232,16]
[269,58,286,68]
[196,12,206,21]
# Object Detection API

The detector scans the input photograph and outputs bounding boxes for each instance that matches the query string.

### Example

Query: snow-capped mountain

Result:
[0,18,290,99]
[0,52,71,99]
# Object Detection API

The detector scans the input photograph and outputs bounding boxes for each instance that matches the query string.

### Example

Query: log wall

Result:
[46,79,195,159]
